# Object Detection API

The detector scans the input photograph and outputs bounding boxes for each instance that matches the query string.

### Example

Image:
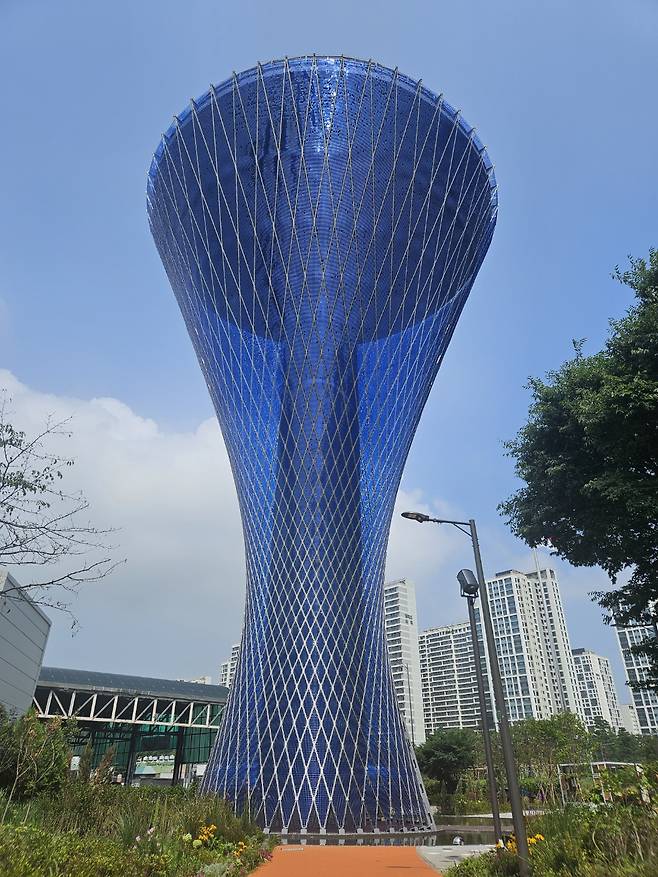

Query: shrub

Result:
[422,776,442,806]
[0,824,174,877]
[1,783,272,877]
[443,850,520,877]
[446,803,658,877]
[0,708,70,807]
[453,796,495,815]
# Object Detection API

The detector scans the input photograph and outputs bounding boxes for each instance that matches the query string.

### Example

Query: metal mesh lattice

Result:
[147,56,497,834]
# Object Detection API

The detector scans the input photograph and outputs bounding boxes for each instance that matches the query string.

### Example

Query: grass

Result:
[0,782,273,877]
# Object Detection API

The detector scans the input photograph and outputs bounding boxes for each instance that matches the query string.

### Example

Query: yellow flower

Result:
[528,837,537,845]
[535,834,545,841]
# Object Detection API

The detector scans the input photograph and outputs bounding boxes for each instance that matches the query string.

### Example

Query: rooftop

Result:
[38,666,228,704]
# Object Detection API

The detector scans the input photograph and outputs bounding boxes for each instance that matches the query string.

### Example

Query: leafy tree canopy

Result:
[590,717,658,763]
[500,249,658,687]
[415,727,478,794]
[510,713,593,778]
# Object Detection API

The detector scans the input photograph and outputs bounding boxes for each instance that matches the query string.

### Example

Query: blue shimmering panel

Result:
[148,56,497,833]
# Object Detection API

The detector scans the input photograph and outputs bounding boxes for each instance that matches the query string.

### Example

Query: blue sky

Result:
[1,1,657,696]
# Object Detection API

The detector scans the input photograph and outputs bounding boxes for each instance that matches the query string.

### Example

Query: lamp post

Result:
[457,568,502,844]
[401,512,529,875]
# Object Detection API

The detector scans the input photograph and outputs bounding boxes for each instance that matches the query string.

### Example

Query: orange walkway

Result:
[257,845,438,876]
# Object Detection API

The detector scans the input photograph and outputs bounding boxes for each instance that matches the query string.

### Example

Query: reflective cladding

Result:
[147,56,497,834]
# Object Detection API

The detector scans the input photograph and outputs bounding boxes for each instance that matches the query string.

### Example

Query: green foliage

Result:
[424,715,656,815]
[422,772,493,815]
[447,804,658,877]
[0,824,173,877]
[452,795,493,815]
[589,717,658,763]
[416,728,478,795]
[451,772,492,815]
[500,249,658,687]
[530,805,658,877]
[1,782,272,876]
[509,713,593,805]
[0,823,270,877]
[5,782,261,844]
[199,865,230,877]
[0,708,70,809]
[421,776,443,806]
[446,849,519,877]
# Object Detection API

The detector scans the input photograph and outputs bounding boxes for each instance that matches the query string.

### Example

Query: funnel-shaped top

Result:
[148,56,496,342]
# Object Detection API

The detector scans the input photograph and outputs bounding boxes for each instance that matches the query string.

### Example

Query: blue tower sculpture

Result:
[148,57,497,834]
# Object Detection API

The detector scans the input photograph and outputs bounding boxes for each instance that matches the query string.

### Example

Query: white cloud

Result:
[0,369,467,682]
[1,370,243,680]
[388,487,471,626]
[0,369,626,693]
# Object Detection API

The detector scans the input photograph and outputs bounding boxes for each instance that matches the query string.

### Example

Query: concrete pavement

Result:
[418,844,493,872]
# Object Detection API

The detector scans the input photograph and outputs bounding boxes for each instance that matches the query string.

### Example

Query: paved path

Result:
[418,844,492,872]
[257,845,442,875]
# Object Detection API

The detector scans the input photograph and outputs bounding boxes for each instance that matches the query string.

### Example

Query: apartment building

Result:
[218,643,240,689]
[616,624,658,735]
[383,579,426,745]
[418,620,495,736]
[572,648,622,730]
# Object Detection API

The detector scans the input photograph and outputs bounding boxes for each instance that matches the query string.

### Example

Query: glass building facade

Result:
[148,56,497,833]
[33,667,227,785]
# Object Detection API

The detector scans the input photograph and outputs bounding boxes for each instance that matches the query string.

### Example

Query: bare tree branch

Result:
[0,392,121,619]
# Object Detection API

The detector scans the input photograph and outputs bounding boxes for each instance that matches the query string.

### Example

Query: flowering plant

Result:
[132,826,161,856]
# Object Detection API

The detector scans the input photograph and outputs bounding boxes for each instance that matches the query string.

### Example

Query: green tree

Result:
[415,728,478,794]
[590,718,628,761]
[500,249,658,688]
[586,717,658,763]
[508,713,593,804]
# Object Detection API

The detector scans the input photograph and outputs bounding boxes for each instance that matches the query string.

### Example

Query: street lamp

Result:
[457,568,502,844]
[401,511,431,524]
[402,512,529,875]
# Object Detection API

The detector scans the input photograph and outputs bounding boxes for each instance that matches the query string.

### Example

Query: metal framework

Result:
[558,761,647,806]
[147,56,497,834]
[33,687,223,730]
[33,668,226,731]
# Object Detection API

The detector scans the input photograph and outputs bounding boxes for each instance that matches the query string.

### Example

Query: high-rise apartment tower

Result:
[571,648,622,730]
[476,567,584,722]
[383,580,425,745]
[419,621,495,735]
[218,644,240,689]
[616,625,658,735]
